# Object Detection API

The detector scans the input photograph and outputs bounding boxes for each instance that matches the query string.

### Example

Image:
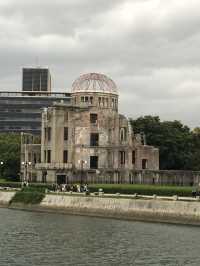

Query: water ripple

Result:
[0,208,200,265]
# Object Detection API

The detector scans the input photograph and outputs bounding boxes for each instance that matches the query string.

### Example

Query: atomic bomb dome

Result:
[71,73,118,95]
[30,71,159,185]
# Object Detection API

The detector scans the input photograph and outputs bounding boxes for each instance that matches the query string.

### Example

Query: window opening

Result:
[90,114,98,124]
[64,127,68,141]
[47,150,51,163]
[142,159,148,169]
[119,151,126,165]
[90,156,98,169]
[63,150,68,163]
[90,133,99,146]
[132,151,136,164]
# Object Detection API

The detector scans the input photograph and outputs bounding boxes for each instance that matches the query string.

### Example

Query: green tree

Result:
[0,133,21,180]
[193,127,200,135]
[130,116,194,170]
[188,130,200,170]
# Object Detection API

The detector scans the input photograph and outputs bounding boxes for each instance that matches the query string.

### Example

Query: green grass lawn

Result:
[88,184,193,197]
[0,178,9,183]
[0,180,194,197]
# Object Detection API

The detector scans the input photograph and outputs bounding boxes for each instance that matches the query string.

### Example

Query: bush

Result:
[9,184,49,205]
[88,184,193,197]
[10,190,45,205]
[0,182,21,188]
[21,186,47,193]
[29,183,54,191]
[9,184,51,205]
[0,181,54,190]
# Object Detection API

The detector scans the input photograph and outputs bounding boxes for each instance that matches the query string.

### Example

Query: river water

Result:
[0,208,200,266]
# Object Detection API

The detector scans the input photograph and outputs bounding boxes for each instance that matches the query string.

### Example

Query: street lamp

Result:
[78,160,87,184]
[21,161,32,185]
[0,161,4,179]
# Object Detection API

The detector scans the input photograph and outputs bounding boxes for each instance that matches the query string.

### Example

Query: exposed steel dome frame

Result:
[71,73,118,95]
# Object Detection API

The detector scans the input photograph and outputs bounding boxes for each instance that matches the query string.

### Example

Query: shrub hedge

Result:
[88,184,193,197]
[10,191,45,204]
[10,186,46,205]
[0,182,21,188]
[0,181,194,197]
[0,182,54,190]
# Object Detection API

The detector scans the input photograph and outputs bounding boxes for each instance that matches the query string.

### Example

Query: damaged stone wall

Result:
[35,88,159,184]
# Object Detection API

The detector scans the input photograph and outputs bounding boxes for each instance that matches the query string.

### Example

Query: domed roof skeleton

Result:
[72,73,118,95]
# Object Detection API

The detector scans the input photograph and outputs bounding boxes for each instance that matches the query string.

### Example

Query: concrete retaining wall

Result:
[40,194,200,225]
[1,191,200,225]
[0,191,16,206]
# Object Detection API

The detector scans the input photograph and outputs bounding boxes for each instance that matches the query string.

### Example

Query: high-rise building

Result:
[0,91,71,134]
[0,67,70,134]
[22,67,51,92]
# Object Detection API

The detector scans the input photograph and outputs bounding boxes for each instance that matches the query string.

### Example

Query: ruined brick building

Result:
[22,73,159,184]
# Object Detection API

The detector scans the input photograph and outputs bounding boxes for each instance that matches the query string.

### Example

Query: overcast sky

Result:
[1,0,200,127]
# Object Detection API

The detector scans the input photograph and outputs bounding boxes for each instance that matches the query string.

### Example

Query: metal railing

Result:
[0,91,71,98]
[35,162,73,170]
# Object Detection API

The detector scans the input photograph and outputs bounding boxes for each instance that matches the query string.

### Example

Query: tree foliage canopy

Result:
[130,116,200,170]
[0,133,21,180]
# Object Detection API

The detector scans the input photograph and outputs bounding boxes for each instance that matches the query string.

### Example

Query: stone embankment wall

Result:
[1,191,200,225]
[40,194,200,225]
[0,191,16,206]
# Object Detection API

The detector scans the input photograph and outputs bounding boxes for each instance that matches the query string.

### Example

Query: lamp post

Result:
[78,160,87,184]
[21,161,32,186]
[0,161,4,179]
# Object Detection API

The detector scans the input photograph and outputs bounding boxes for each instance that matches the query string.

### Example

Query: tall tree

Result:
[0,133,21,180]
[130,116,195,170]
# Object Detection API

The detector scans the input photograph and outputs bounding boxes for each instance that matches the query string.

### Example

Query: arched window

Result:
[98,97,101,106]
[111,98,114,108]
[115,99,117,109]
[120,128,125,141]
[106,98,109,107]
[102,97,105,107]
[90,96,93,104]
[120,128,127,142]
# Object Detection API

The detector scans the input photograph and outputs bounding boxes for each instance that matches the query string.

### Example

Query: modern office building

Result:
[0,91,71,134]
[22,67,51,92]
[0,67,71,134]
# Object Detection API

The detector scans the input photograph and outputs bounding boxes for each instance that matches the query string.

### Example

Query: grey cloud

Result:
[0,0,200,127]
[0,0,123,37]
